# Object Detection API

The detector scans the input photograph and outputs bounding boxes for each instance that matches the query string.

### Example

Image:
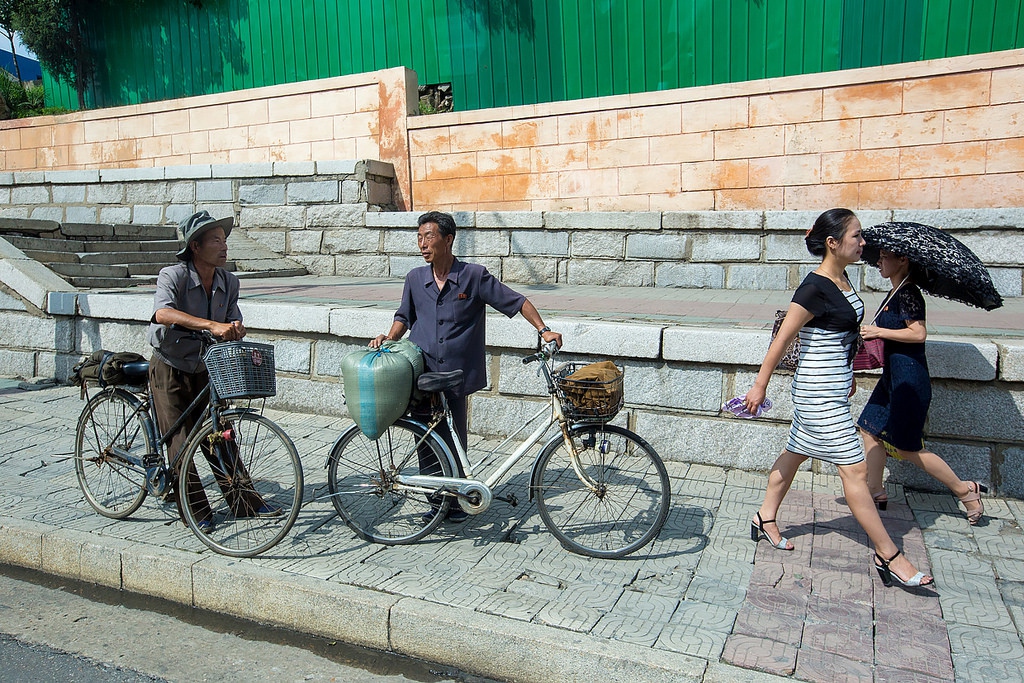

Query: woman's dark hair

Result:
[805,208,856,257]
[418,210,457,238]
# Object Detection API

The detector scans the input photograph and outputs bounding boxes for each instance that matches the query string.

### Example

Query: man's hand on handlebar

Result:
[211,320,245,341]
[541,329,563,350]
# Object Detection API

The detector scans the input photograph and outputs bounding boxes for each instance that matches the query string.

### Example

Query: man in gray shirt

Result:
[147,210,271,528]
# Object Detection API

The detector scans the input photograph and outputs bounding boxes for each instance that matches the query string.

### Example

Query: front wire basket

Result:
[203,341,277,400]
[553,362,624,422]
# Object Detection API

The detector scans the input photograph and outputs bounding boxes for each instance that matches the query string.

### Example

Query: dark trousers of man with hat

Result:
[147,210,271,527]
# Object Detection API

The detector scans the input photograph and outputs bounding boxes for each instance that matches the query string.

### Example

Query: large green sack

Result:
[381,338,425,401]
[341,346,414,441]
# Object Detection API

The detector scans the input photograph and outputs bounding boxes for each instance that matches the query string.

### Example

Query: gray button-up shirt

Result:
[395,259,525,396]
[146,261,242,373]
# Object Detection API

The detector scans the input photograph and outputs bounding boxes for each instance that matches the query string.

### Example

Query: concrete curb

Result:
[0,516,706,682]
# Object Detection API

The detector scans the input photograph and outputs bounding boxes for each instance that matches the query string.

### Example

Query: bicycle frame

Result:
[82,376,234,498]
[392,346,604,511]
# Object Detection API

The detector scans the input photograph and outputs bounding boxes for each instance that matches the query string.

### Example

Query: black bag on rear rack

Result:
[72,350,147,394]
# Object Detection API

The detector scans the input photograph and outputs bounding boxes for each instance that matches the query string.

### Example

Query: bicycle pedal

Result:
[495,493,519,508]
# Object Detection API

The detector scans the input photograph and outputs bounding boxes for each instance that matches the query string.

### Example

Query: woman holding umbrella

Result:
[858,222,999,526]
[743,209,933,589]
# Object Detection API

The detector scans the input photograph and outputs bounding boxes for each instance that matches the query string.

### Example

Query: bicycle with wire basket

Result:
[325,342,670,558]
[73,332,303,557]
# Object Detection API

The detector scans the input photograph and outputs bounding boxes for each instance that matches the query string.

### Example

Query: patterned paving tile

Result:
[800,621,873,664]
[591,613,666,647]
[533,598,604,632]
[809,567,872,603]
[667,597,736,631]
[875,617,953,679]
[743,581,809,618]
[951,652,1024,683]
[654,621,729,659]
[475,589,551,622]
[938,575,1015,630]
[804,593,873,630]
[873,664,952,683]
[732,604,803,645]
[946,623,1024,660]
[684,575,747,609]
[794,647,873,682]
[722,634,797,677]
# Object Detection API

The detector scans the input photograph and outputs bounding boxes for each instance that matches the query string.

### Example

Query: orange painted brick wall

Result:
[408,50,1024,212]
[0,68,418,210]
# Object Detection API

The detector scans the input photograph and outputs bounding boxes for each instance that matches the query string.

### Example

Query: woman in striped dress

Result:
[743,209,933,589]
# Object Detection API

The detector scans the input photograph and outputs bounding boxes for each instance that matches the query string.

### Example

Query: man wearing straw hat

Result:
[147,210,272,529]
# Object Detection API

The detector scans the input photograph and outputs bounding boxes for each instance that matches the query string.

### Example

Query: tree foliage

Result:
[7,0,94,108]
[2,1,201,111]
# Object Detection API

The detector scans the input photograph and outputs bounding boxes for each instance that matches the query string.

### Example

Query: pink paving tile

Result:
[805,594,874,630]
[874,665,955,683]
[733,604,804,645]
[801,621,874,663]
[795,647,874,682]
[723,634,798,677]
[875,618,954,679]
[810,567,873,603]
[744,583,809,618]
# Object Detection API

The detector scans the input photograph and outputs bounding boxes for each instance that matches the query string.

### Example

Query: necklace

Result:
[814,268,850,292]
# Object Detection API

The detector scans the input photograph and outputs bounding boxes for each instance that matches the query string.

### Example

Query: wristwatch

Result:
[537,326,551,336]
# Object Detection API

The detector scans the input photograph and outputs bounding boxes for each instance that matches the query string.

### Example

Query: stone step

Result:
[60,223,179,241]
[79,251,174,265]
[112,224,179,240]
[82,239,179,253]
[126,263,166,276]
[0,218,61,237]
[21,250,80,264]
[49,262,129,278]
[5,235,87,252]
[65,275,159,289]
[59,223,115,238]
[234,268,308,279]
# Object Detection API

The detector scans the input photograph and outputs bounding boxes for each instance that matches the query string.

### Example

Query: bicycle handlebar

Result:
[522,340,560,365]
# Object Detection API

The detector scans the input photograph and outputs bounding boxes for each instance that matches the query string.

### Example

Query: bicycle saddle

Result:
[121,361,150,385]
[417,370,463,393]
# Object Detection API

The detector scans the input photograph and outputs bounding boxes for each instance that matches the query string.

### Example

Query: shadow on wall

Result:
[98,1,251,106]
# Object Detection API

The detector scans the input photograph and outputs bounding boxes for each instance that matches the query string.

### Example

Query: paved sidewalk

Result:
[2,381,1023,682]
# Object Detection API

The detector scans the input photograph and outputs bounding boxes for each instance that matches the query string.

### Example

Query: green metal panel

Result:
[42,0,1024,113]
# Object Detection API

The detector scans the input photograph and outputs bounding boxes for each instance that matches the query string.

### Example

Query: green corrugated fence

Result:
[45,0,1024,112]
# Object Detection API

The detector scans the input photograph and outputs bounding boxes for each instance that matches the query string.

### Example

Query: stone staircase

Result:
[0,218,306,289]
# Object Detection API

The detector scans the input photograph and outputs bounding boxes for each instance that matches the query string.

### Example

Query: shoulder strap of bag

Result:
[869,277,909,325]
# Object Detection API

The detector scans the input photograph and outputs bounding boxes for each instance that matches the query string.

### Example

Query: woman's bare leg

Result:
[896,447,979,516]
[837,459,931,583]
[754,450,807,550]
[862,431,888,498]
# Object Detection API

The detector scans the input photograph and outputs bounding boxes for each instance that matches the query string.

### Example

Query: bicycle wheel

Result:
[179,412,303,557]
[326,418,454,545]
[534,423,671,559]
[75,388,151,519]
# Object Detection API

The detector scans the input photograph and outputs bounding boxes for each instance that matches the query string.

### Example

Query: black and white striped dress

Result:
[787,274,865,465]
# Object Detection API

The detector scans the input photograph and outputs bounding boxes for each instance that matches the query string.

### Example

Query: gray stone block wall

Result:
[0,289,1022,497]
[4,168,1022,298]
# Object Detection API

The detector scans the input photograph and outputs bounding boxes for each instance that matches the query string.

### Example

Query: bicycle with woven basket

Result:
[325,342,670,558]
[72,332,303,557]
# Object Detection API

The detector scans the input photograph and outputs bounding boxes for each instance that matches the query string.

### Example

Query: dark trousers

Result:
[149,357,263,522]
[411,390,468,478]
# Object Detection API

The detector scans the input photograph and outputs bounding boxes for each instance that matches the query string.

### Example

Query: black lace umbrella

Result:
[862,221,1003,311]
